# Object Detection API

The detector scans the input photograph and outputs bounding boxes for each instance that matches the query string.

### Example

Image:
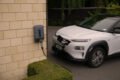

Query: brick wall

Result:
[0,0,47,80]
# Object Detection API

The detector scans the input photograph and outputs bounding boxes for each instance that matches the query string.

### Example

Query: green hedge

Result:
[23,60,73,80]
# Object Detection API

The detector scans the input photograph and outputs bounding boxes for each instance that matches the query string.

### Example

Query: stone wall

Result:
[0,0,47,80]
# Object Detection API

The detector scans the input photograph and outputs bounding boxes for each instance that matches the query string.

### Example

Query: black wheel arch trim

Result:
[86,40,109,59]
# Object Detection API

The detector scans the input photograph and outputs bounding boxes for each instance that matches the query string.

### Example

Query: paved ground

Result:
[47,27,120,80]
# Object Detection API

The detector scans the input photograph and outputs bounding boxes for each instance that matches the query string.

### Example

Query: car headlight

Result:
[72,39,91,42]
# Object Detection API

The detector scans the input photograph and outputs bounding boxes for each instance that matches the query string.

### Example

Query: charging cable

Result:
[40,41,47,57]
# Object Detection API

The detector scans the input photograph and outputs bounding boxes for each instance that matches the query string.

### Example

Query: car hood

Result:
[56,25,109,40]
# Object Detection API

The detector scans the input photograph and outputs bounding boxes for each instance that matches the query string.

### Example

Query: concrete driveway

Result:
[47,27,120,80]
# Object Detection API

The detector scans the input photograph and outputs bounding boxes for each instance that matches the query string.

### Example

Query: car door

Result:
[109,21,120,55]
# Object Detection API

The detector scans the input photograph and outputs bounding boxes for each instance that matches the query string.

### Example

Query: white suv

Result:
[52,17,120,67]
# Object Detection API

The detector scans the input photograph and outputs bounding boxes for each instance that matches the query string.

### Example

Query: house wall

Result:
[0,0,47,80]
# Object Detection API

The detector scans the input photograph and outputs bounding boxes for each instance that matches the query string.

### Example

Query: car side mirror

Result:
[113,27,120,33]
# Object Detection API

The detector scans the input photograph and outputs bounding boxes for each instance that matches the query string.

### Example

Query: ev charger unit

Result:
[34,25,46,56]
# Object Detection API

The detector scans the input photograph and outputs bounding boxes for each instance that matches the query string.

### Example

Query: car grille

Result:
[57,36,70,45]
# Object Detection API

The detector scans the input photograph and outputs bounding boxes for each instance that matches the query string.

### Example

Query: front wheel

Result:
[86,47,105,68]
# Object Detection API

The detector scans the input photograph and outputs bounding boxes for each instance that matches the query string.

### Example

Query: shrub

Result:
[23,60,73,80]
[106,2,120,15]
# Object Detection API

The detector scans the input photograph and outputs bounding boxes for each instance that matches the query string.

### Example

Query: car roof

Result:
[106,17,120,21]
[95,13,120,17]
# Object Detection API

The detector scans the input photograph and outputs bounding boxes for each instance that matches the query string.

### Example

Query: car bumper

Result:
[52,45,85,61]
[52,35,90,60]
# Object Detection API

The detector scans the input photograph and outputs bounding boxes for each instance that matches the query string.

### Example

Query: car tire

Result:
[52,45,60,56]
[86,47,105,68]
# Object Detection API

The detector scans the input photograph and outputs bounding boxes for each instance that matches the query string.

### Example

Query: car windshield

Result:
[91,18,117,32]
[77,14,120,31]
[78,17,100,28]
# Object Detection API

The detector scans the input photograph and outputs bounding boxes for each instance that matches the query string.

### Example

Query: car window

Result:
[79,15,104,28]
[114,21,120,28]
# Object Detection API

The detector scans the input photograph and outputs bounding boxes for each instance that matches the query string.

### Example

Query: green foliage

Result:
[67,0,85,8]
[88,10,101,18]
[23,60,73,80]
[106,2,120,15]
[84,10,102,26]
[49,20,65,26]
[48,0,120,26]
